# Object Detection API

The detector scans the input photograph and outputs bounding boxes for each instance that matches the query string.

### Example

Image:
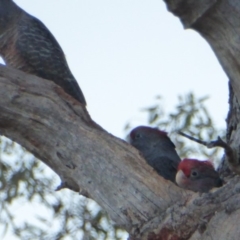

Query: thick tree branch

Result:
[164,0,240,178]
[0,64,187,236]
[159,0,240,239]
[1,1,240,238]
[164,0,240,104]
[2,64,240,239]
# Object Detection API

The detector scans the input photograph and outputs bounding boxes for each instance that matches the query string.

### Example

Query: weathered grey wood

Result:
[2,0,240,238]
[0,64,186,237]
[1,63,240,239]
[164,0,240,104]
[164,0,240,176]
[162,0,240,239]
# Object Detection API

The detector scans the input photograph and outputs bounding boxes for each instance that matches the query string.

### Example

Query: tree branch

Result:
[2,1,240,238]
[2,63,240,239]
[164,0,240,103]
[0,64,187,236]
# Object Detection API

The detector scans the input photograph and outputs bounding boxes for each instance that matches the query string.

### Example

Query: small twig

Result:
[178,131,235,165]
[178,131,208,147]
[178,131,230,150]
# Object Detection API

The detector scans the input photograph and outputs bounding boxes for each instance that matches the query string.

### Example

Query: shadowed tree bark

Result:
[1,0,240,239]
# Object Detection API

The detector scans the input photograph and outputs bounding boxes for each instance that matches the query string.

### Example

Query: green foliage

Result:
[0,138,126,240]
[126,92,225,165]
[0,92,224,240]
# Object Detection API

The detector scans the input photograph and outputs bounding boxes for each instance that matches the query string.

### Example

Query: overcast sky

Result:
[12,0,228,139]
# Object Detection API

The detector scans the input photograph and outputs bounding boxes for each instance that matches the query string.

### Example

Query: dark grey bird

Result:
[129,126,181,182]
[0,0,86,105]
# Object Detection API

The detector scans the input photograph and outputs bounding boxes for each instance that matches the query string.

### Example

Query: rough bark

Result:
[1,0,240,239]
[165,0,240,104]
[0,63,238,239]
[163,0,240,239]
[164,0,240,169]
[0,65,188,238]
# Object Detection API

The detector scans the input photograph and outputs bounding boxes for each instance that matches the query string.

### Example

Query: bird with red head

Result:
[176,158,222,192]
[129,126,181,182]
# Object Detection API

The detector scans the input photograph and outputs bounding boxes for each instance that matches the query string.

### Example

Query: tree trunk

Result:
[1,0,240,239]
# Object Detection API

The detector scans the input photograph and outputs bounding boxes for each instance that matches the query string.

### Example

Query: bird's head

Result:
[129,126,170,149]
[176,158,222,192]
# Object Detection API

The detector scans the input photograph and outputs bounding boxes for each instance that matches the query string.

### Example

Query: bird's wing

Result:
[150,156,179,182]
[16,13,86,105]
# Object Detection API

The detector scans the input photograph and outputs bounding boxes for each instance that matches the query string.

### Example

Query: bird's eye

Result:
[134,133,141,139]
[191,170,198,177]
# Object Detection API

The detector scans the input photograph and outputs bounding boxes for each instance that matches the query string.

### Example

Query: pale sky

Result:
[2,1,228,239]
[13,0,228,139]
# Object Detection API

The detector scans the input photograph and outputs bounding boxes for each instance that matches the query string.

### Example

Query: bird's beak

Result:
[175,170,187,187]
